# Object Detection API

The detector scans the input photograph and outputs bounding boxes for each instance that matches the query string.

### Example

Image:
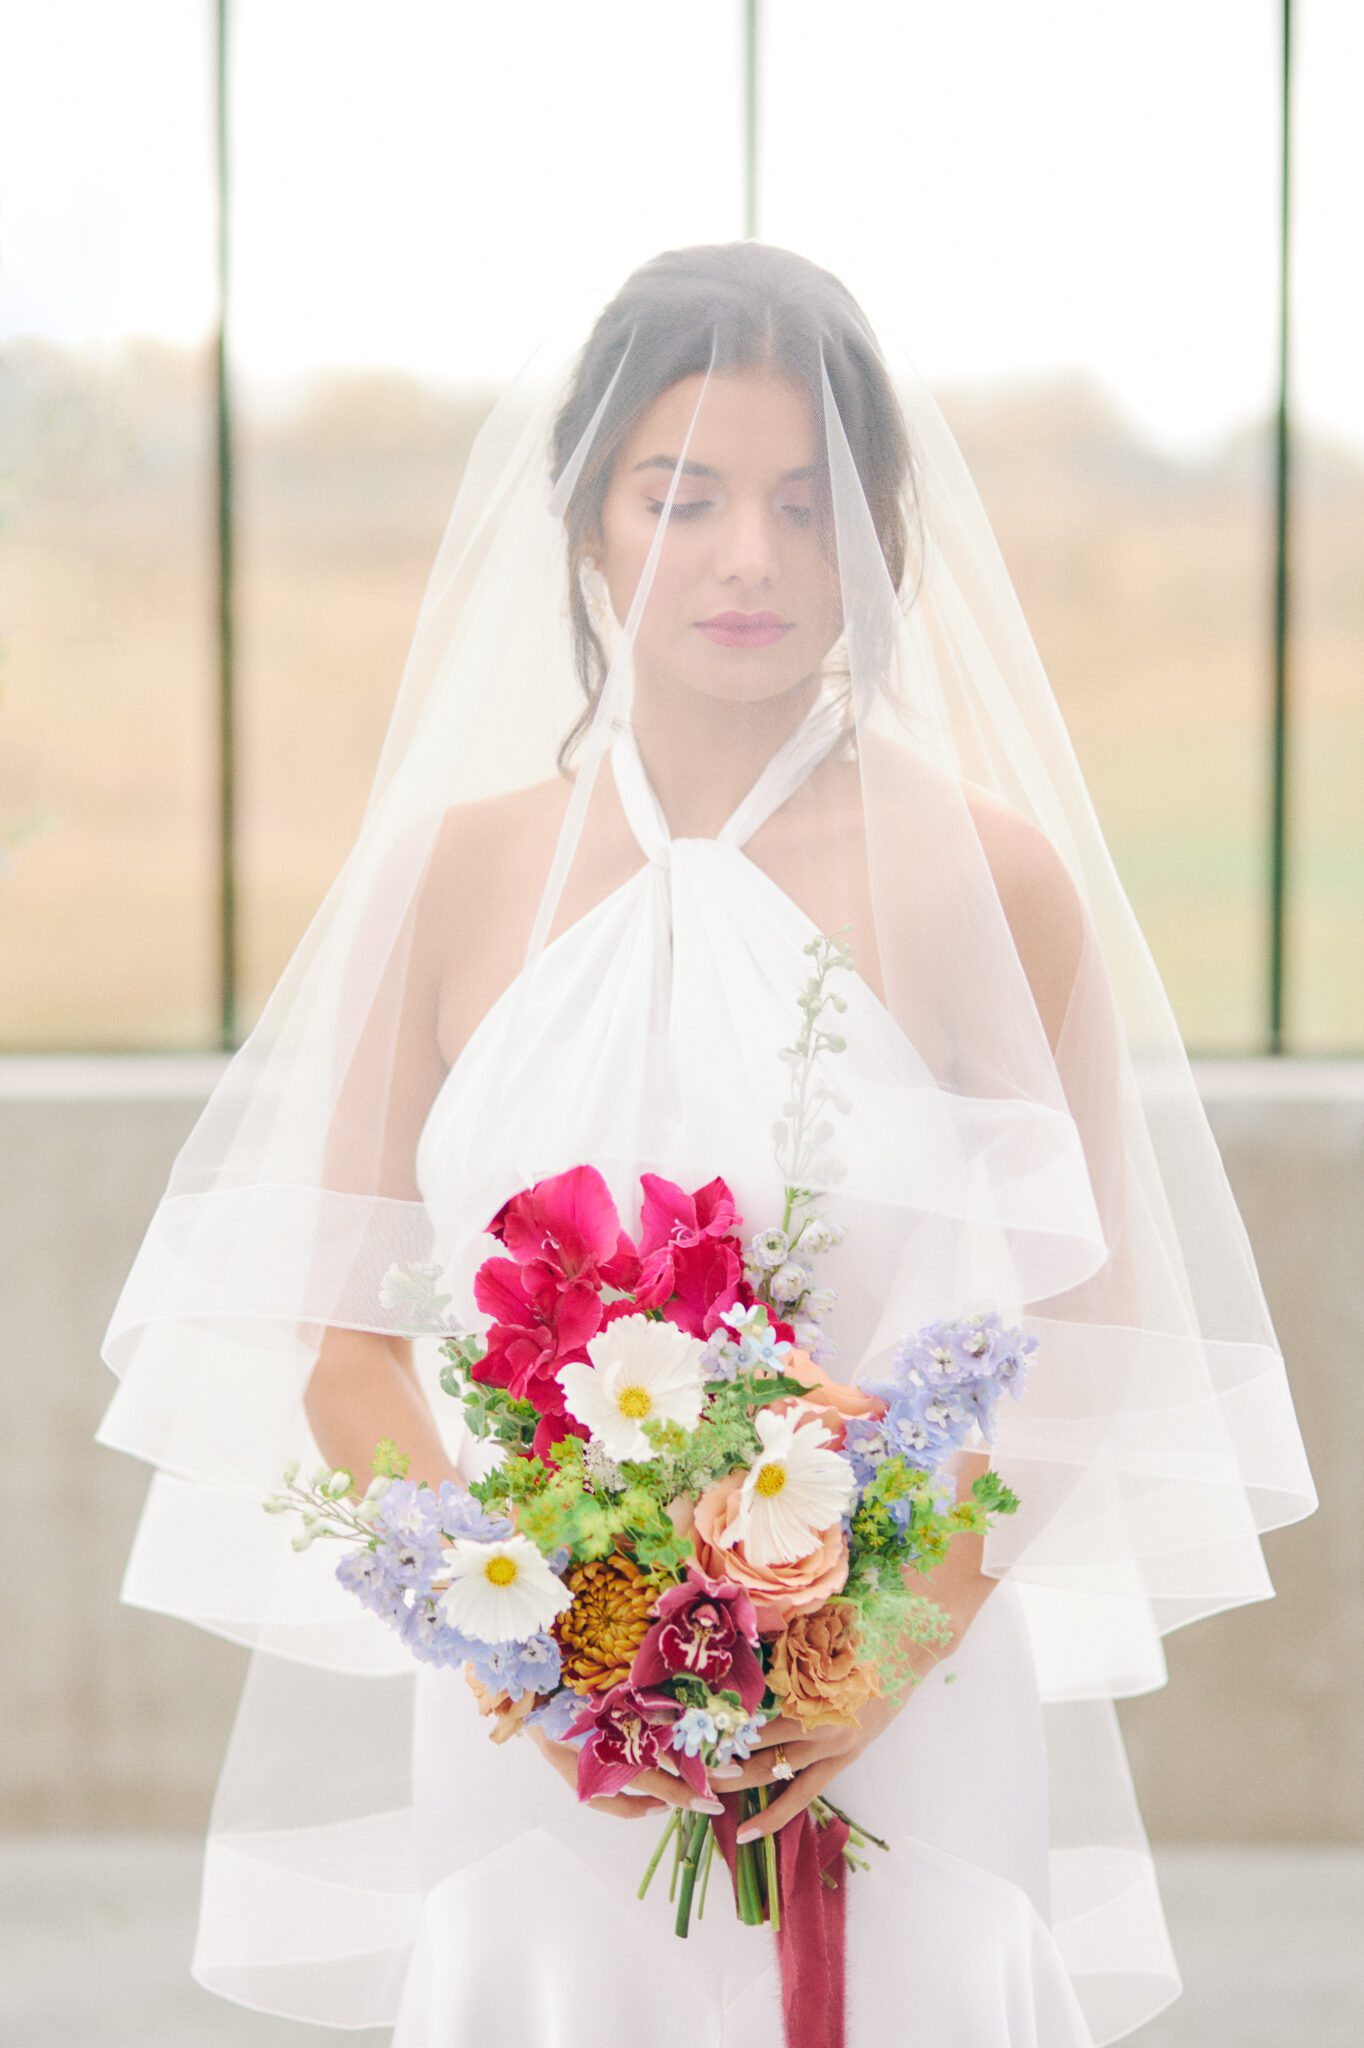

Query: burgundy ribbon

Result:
[710,1795,851,2048]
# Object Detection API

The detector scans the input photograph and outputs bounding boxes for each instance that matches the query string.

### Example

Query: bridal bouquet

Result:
[268,932,1034,1935]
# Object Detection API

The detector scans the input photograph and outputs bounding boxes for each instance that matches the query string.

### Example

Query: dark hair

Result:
[548,241,922,772]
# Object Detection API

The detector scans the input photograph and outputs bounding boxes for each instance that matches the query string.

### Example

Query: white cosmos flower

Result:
[716,1407,857,1567]
[437,1533,572,1646]
[557,1313,707,1461]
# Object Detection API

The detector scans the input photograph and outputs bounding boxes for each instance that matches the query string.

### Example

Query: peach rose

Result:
[776,1346,886,1449]
[463,1666,539,1744]
[690,1469,849,1635]
[767,1601,881,1731]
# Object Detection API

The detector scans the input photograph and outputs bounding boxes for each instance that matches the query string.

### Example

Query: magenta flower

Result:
[484,1164,642,1296]
[629,1569,766,1714]
[633,1173,750,1335]
[566,1682,709,1801]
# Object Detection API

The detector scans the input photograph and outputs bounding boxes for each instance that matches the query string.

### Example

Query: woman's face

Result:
[592,365,844,705]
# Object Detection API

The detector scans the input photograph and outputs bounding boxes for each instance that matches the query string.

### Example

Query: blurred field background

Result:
[1,334,1361,1053]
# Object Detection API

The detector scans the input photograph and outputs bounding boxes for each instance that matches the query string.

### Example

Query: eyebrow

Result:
[630,456,817,484]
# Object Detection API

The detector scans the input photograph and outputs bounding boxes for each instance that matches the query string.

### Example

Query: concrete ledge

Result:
[1,1064,1358,1841]
[2,1837,1359,2046]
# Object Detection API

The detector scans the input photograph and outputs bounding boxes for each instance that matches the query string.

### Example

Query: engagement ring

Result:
[770,1744,796,1782]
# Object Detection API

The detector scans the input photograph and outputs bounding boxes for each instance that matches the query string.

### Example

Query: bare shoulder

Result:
[423,773,573,904]
[960,776,1088,1040]
[854,731,1087,1042]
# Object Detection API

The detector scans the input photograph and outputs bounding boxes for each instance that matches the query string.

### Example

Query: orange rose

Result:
[767,1601,881,1731]
[690,1469,849,1635]
[776,1346,886,1449]
[463,1666,539,1743]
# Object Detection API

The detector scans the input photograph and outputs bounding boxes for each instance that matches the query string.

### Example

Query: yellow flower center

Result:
[616,1383,653,1419]
[484,1554,518,1587]
[755,1462,788,1497]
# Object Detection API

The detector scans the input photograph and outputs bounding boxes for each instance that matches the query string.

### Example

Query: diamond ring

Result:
[770,1743,796,1781]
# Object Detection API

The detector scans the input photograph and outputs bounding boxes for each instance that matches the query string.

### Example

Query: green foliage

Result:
[370,1438,411,1479]
[438,1338,539,1451]
[969,1468,1020,1516]
[838,1453,1021,1698]
[469,1431,694,1577]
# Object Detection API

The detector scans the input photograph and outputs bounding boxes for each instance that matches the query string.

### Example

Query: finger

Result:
[737,1715,806,1750]
[630,1765,721,1811]
[703,1737,836,1790]
[734,1757,839,1841]
[589,1791,668,1819]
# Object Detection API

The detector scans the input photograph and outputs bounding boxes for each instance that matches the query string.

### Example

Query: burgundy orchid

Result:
[629,1569,766,1714]
[566,1682,709,1801]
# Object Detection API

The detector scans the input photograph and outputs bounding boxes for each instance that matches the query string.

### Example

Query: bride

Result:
[96,241,1317,2045]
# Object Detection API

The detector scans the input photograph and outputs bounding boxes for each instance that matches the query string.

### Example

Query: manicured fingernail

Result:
[691,1797,725,1814]
[710,1764,743,1779]
[735,1825,759,1844]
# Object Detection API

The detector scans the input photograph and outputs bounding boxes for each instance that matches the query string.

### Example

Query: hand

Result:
[527,1724,722,1823]
[715,1691,909,1844]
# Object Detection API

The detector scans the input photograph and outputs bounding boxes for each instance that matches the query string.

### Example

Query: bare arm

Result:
[303,812,470,1497]
[304,1326,466,1494]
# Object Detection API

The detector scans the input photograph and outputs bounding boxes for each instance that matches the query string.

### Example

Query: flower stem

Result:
[696,1818,717,1920]
[817,1796,890,1854]
[673,1812,711,1939]
[734,1790,765,1924]
[668,1804,687,1903]
[638,1807,682,1901]
[756,1784,781,1932]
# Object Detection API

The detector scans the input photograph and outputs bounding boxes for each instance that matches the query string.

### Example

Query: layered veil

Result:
[95,241,1317,2039]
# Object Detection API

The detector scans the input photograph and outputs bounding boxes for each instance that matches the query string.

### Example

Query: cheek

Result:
[602,511,697,620]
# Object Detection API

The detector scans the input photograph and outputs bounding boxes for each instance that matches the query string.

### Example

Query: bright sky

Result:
[2,0,1360,458]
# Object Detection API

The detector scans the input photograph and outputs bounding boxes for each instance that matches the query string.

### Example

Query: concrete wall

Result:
[2,1057,1358,1842]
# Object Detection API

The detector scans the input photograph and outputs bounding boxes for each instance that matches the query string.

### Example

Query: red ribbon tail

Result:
[710,1797,851,2048]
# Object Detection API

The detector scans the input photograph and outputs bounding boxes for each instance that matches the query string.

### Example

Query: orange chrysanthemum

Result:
[552,1550,658,1694]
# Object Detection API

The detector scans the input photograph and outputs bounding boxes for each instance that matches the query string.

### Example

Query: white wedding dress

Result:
[393,699,1174,2045]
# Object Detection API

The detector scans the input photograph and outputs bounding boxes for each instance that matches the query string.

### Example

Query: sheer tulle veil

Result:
[94,240,1317,2035]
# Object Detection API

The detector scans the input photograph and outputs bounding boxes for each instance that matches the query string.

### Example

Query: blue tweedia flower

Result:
[671,1707,719,1758]
[525,1685,588,1744]
[464,1629,563,1704]
[714,1714,765,1765]
[701,1302,796,1383]
[399,1595,477,1668]
[335,1546,407,1622]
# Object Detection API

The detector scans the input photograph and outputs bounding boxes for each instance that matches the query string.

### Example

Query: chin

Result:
[643,636,828,708]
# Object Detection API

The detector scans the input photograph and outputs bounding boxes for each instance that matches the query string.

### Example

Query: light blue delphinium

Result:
[464,1629,563,1704]
[399,1595,477,1669]
[335,1546,407,1623]
[369,1479,449,1593]
[434,1481,513,1543]
[525,1686,591,1744]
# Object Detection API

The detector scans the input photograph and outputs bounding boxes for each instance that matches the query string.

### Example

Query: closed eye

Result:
[645,499,814,526]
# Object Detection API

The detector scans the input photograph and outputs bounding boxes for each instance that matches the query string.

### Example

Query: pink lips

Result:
[696,610,792,649]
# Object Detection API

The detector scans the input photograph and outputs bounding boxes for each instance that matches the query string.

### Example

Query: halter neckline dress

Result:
[399,691,1100,2045]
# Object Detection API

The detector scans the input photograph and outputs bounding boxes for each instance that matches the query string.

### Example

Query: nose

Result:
[711,497,781,590]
